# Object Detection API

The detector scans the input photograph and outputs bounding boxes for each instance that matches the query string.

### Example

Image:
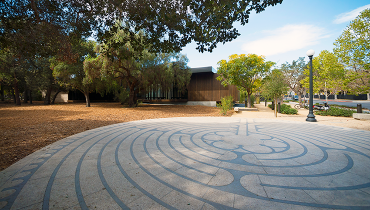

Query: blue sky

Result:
[180,0,370,71]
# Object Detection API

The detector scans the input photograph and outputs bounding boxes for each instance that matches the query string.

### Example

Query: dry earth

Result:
[0,102,230,171]
[1,101,369,171]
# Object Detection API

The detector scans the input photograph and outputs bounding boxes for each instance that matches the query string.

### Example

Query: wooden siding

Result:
[188,72,239,101]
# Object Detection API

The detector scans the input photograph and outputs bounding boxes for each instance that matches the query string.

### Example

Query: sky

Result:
[180,0,370,71]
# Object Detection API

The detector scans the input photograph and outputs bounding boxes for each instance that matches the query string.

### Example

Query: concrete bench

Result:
[234,107,258,112]
[353,113,370,120]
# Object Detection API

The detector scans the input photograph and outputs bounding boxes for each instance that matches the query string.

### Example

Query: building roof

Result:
[190,66,216,73]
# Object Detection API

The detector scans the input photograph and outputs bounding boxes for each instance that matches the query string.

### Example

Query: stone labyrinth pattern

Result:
[1,117,370,209]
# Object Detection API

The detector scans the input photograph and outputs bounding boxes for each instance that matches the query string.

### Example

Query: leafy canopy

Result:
[301,50,346,96]
[334,8,370,70]
[1,0,284,55]
[217,54,275,94]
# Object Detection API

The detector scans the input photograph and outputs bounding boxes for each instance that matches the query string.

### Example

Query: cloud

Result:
[241,24,328,56]
[333,4,370,24]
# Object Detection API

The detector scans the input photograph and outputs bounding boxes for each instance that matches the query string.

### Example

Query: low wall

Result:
[353,113,370,120]
[186,101,217,107]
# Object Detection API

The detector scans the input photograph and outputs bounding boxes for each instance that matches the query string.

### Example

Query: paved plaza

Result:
[1,117,370,209]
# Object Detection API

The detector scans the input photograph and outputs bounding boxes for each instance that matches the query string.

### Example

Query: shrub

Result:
[239,92,245,103]
[114,89,129,104]
[249,94,255,107]
[268,103,297,114]
[280,104,298,115]
[218,95,234,115]
[315,107,356,117]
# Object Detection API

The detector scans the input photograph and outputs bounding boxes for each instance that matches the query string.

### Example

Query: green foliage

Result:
[334,8,370,70]
[268,103,297,115]
[261,69,289,102]
[217,54,274,108]
[84,23,191,107]
[315,107,356,117]
[239,91,245,103]
[280,57,307,102]
[333,9,370,98]
[217,95,234,115]
[97,0,283,53]
[301,50,347,98]
[114,89,130,104]
[51,40,100,107]
[280,104,298,115]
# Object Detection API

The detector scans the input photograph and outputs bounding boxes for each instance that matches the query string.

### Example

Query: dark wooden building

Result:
[144,66,239,106]
[187,66,239,103]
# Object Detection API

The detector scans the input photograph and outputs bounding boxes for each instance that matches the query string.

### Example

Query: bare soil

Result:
[0,102,231,171]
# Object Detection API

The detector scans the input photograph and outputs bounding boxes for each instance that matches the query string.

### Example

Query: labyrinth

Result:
[1,117,370,209]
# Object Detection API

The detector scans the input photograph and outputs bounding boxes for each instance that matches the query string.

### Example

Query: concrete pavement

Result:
[1,117,370,209]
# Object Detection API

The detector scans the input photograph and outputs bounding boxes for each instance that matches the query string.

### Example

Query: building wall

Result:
[42,91,69,103]
[187,72,239,102]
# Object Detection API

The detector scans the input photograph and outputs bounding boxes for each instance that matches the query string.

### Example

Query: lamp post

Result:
[306,49,317,122]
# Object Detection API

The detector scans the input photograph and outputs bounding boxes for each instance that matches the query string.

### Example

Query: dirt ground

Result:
[0,102,230,171]
[1,101,369,171]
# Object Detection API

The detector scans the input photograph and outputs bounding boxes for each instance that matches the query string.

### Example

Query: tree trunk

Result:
[14,80,21,105]
[51,89,61,104]
[274,99,277,117]
[23,89,28,103]
[367,93,370,101]
[84,92,91,107]
[44,86,52,105]
[0,85,4,101]
[29,89,32,104]
[12,89,16,104]
[247,93,252,108]
[128,88,135,107]
[334,94,337,100]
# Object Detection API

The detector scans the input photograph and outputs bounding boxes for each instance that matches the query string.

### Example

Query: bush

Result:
[114,89,129,104]
[280,104,298,115]
[268,103,297,114]
[315,107,355,117]
[218,95,234,115]
[239,92,245,103]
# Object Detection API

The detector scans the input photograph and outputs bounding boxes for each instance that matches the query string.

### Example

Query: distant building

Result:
[64,66,240,106]
[144,66,239,106]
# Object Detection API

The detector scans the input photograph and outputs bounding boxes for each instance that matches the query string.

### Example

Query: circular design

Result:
[1,117,370,209]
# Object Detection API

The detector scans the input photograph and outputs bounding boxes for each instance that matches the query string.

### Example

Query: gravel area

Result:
[0,102,230,171]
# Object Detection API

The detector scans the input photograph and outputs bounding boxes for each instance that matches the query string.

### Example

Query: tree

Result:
[84,24,191,107]
[280,57,307,103]
[334,8,370,100]
[1,0,284,55]
[301,50,347,101]
[52,40,99,107]
[1,1,96,105]
[261,69,289,117]
[216,54,274,108]
[0,49,26,105]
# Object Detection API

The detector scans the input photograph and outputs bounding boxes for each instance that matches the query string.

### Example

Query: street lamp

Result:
[306,49,317,122]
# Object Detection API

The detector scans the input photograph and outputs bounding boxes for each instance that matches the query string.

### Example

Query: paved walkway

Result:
[1,117,370,209]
